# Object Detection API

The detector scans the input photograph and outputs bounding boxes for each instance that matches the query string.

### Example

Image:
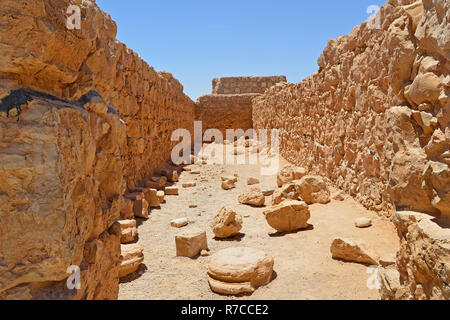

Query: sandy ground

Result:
[119,150,399,300]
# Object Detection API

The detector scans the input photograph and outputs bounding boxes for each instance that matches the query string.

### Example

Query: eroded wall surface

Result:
[0,0,195,299]
[253,0,449,220]
[212,76,287,95]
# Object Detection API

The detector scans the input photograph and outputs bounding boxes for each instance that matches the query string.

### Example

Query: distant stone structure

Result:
[196,76,287,136]
[212,76,287,95]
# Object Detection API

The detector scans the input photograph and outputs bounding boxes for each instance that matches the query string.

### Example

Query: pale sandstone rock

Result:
[119,244,144,278]
[156,190,165,203]
[355,217,372,228]
[221,175,238,183]
[207,247,274,295]
[171,218,189,228]
[133,199,149,219]
[277,165,295,187]
[271,183,299,205]
[200,250,210,257]
[381,211,450,300]
[238,186,265,207]
[263,200,310,233]
[330,238,379,265]
[295,176,331,204]
[247,177,260,185]
[262,189,275,196]
[221,179,236,190]
[164,186,179,195]
[211,207,243,238]
[117,220,138,243]
[182,181,197,188]
[175,229,208,258]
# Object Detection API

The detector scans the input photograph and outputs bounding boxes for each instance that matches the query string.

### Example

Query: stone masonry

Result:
[196,76,287,136]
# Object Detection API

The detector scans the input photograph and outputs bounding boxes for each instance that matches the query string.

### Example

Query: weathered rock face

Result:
[207,247,274,295]
[0,0,195,300]
[196,94,257,137]
[330,238,379,266]
[212,76,287,95]
[380,211,450,300]
[211,207,243,238]
[263,201,311,233]
[295,176,331,205]
[253,0,449,221]
[238,186,266,207]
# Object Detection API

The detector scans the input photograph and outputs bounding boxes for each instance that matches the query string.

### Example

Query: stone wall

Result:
[195,94,258,137]
[212,76,287,95]
[196,76,286,137]
[0,0,195,299]
[253,0,449,221]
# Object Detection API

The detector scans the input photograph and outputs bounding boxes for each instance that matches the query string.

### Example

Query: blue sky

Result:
[96,0,385,100]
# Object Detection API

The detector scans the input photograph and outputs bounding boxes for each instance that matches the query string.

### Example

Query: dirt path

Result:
[119,151,399,300]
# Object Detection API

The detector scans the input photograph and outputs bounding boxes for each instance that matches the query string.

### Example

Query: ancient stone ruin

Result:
[0,0,448,300]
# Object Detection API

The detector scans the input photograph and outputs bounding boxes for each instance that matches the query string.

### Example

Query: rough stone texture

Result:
[277,165,307,187]
[175,229,208,258]
[271,183,299,205]
[118,220,138,244]
[331,238,380,265]
[263,200,311,233]
[195,94,257,137]
[212,76,287,95]
[0,94,124,300]
[207,247,274,295]
[253,0,449,220]
[355,217,373,228]
[238,186,266,207]
[119,244,144,278]
[380,211,450,300]
[211,207,243,238]
[295,176,331,205]
[0,0,195,299]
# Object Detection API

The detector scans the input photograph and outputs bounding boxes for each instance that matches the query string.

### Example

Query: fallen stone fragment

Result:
[207,247,274,295]
[263,200,310,233]
[164,186,179,195]
[277,165,305,187]
[119,244,144,278]
[355,217,372,228]
[189,204,198,208]
[211,207,243,238]
[221,179,236,190]
[262,189,275,196]
[190,170,201,175]
[175,229,208,258]
[182,181,196,188]
[238,186,265,207]
[221,175,238,183]
[133,199,149,219]
[118,219,138,243]
[330,238,379,265]
[171,218,189,228]
[156,190,165,203]
[201,250,210,257]
[247,177,260,185]
[271,183,299,205]
[295,175,330,204]
[141,188,160,208]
